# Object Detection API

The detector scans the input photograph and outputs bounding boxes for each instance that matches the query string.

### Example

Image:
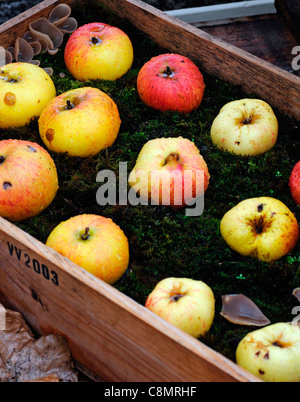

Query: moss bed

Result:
[1,0,299,364]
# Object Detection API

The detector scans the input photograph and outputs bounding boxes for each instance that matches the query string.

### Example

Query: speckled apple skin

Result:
[137,53,205,113]
[0,63,56,129]
[0,139,58,222]
[210,99,278,156]
[236,323,300,382]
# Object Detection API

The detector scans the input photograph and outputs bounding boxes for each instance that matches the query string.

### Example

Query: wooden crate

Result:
[0,0,299,382]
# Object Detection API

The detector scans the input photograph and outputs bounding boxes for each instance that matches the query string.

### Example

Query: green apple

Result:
[38,87,121,157]
[236,322,300,382]
[46,214,129,285]
[220,197,299,262]
[0,62,56,129]
[210,98,278,156]
[64,22,134,81]
[0,139,58,222]
[145,277,215,338]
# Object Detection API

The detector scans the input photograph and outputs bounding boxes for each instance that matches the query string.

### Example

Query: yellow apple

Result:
[64,22,134,81]
[0,139,58,222]
[220,197,299,262]
[236,322,300,382]
[38,87,121,157]
[0,62,56,129]
[128,137,210,213]
[145,277,215,338]
[210,98,278,156]
[46,214,129,284]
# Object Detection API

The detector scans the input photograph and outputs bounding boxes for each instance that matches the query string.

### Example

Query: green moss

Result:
[1,0,299,364]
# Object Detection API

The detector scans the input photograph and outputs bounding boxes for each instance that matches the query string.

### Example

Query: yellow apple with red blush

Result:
[46,214,129,285]
[137,53,205,113]
[128,136,210,212]
[64,22,134,81]
[236,322,300,382]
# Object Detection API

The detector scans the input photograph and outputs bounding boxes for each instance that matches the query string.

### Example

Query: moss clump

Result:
[1,0,299,363]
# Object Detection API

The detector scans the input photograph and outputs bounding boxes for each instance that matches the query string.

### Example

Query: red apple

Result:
[145,277,215,338]
[289,161,300,205]
[137,53,205,113]
[0,139,58,222]
[64,22,134,81]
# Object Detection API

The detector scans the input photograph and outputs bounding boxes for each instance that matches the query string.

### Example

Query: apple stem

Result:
[81,227,90,241]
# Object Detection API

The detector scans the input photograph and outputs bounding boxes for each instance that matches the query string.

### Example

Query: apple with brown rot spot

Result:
[128,136,210,213]
[0,62,56,129]
[137,53,205,113]
[289,161,300,206]
[0,139,58,222]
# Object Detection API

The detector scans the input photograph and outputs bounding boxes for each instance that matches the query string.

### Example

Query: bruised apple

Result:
[0,62,56,129]
[145,277,215,338]
[64,22,134,81]
[220,197,299,262]
[0,139,58,221]
[137,53,205,113]
[38,87,121,157]
[46,214,129,285]
[210,98,278,156]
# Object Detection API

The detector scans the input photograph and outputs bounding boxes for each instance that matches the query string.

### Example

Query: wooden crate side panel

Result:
[98,0,300,121]
[0,218,258,382]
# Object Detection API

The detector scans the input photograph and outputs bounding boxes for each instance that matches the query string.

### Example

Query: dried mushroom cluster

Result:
[1,4,77,73]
